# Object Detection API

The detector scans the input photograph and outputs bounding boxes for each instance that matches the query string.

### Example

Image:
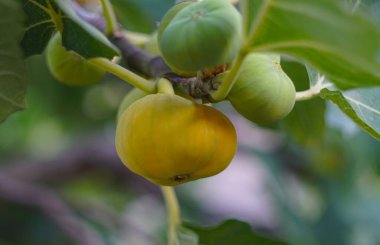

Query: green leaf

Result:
[320,88,380,140]
[241,0,257,37]
[20,0,57,57]
[177,225,199,245]
[20,0,119,58]
[282,99,327,146]
[111,0,174,33]
[185,219,287,245]
[358,0,380,22]
[245,0,380,89]
[280,60,326,145]
[0,0,27,122]
[53,0,119,58]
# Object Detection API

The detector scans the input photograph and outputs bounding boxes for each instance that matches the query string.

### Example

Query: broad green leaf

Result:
[20,0,57,57]
[53,0,119,58]
[245,0,380,89]
[241,0,257,37]
[111,0,174,33]
[185,219,287,245]
[320,88,380,140]
[0,0,27,122]
[21,0,119,58]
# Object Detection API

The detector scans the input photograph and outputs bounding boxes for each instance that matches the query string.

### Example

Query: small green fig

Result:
[158,0,242,76]
[228,53,296,124]
[46,33,105,86]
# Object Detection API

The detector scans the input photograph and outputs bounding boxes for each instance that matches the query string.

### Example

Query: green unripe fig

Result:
[117,88,149,120]
[46,33,105,86]
[143,32,161,56]
[158,0,242,76]
[228,53,296,124]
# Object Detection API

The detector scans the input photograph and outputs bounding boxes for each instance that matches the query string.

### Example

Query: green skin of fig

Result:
[158,0,242,75]
[228,54,296,124]
[47,33,105,86]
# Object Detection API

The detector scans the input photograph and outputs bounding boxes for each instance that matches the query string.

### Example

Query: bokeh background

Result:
[1,0,380,244]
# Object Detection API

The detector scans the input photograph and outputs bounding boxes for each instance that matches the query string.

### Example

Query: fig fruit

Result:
[117,88,149,120]
[228,53,296,124]
[115,93,237,186]
[46,33,105,86]
[158,0,242,76]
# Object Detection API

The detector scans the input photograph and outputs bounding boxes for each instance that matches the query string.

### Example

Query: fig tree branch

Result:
[2,134,159,194]
[73,1,170,77]
[73,1,213,98]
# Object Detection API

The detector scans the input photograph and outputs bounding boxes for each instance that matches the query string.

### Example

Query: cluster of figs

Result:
[45,0,296,186]
[117,0,296,186]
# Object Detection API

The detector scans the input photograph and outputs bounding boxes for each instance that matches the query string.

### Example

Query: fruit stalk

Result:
[99,0,119,36]
[89,58,156,93]
[295,75,332,101]
[161,186,181,245]
[210,50,247,101]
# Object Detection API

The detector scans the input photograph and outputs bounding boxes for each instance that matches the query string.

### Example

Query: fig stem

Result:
[157,78,175,95]
[161,186,181,245]
[295,75,333,101]
[210,50,247,101]
[89,58,156,93]
[100,0,119,36]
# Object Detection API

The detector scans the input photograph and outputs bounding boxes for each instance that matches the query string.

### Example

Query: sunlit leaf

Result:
[245,0,380,89]
[320,87,380,140]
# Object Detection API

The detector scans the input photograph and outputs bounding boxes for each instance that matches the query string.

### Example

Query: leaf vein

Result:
[344,96,380,116]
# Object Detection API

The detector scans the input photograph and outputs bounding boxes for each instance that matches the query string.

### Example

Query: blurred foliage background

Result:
[1,0,380,245]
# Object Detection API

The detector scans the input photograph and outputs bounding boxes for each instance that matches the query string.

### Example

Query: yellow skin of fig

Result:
[117,88,149,120]
[115,93,237,186]
[228,53,296,124]
[46,33,105,86]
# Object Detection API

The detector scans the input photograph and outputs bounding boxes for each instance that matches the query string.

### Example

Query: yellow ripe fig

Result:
[46,33,105,86]
[115,93,237,186]
[117,88,149,120]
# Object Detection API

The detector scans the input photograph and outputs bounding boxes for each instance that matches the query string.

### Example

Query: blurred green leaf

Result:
[245,0,380,89]
[20,0,119,58]
[185,219,287,245]
[20,0,57,57]
[282,99,326,146]
[0,0,27,123]
[240,0,256,37]
[358,0,380,25]
[177,225,199,245]
[53,0,119,58]
[111,0,174,33]
[281,60,326,145]
[320,88,380,140]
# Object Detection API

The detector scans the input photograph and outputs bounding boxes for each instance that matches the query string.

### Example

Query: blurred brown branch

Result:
[0,133,160,244]
[0,173,104,245]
